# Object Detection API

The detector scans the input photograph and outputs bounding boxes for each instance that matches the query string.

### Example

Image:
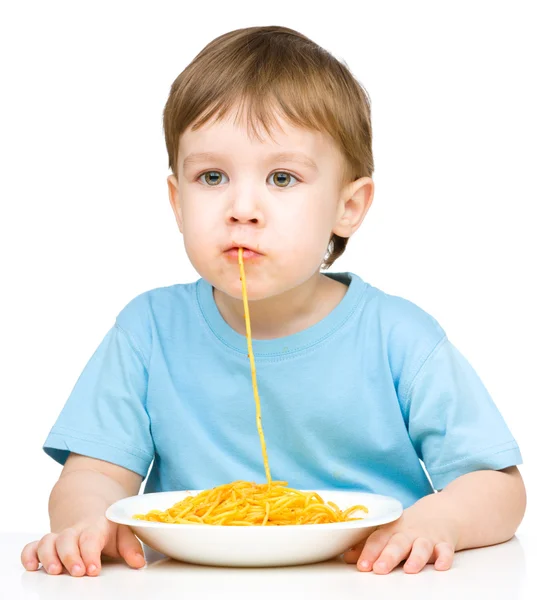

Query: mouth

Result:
[223,244,264,260]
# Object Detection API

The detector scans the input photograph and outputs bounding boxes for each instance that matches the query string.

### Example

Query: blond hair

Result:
[163,25,373,268]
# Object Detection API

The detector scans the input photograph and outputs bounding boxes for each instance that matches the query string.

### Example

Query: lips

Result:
[224,245,263,260]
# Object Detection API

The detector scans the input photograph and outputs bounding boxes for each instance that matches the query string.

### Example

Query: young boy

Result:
[21,25,525,578]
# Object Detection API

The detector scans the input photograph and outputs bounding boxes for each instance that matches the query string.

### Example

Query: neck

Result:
[213,272,348,340]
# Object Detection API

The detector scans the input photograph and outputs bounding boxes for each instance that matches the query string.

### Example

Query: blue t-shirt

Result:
[42,272,522,508]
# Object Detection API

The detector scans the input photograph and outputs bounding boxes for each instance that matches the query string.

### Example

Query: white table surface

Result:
[3,527,536,599]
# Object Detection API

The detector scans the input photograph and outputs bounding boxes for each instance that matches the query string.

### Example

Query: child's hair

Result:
[163,25,374,269]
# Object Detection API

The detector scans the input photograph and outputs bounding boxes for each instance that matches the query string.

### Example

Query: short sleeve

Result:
[405,336,522,490]
[42,323,154,479]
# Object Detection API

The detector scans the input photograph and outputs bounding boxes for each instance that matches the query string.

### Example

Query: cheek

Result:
[284,193,336,236]
[181,205,213,244]
[181,226,212,271]
[281,214,331,256]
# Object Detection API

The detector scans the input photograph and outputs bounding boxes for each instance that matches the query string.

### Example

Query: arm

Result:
[49,453,142,533]
[344,466,526,574]
[424,466,526,551]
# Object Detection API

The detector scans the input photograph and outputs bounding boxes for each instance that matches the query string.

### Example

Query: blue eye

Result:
[197,171,298,188]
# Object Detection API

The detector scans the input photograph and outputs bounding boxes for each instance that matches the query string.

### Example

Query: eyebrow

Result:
[182,151,319,172]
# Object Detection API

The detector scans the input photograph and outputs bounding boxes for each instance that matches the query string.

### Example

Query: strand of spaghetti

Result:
[238,247,272,486]
[262,501,270,526]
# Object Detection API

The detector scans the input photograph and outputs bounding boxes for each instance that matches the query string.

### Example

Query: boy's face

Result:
[167,105,372,301]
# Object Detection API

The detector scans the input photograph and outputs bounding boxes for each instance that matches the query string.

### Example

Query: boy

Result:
[21,25,525,578]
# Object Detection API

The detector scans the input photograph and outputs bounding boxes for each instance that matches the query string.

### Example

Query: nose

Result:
[227,191,264,225]
[229,214,259,224]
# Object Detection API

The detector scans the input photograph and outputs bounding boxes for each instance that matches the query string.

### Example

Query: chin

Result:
[212,275,280,303]
[228,281,271,302]
[198,257,316,301]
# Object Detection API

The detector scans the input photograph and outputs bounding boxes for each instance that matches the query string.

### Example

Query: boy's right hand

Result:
[20,516,146,577]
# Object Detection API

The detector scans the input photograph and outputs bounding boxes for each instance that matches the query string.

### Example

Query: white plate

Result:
[106,489,403,567]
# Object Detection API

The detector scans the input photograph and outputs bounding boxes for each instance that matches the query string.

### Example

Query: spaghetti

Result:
[133,248,368,526]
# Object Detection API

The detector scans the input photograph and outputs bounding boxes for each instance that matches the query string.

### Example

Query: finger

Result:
[21,540,41,571]
[433,542,455,571]
[342,540,366,564]
[116,525,146,569]
[36,534,64,576]
[403,537,434,574]
[356,529,394,571]
[79,524,108,577]
[373,532,414,574]
[55,528,86,576]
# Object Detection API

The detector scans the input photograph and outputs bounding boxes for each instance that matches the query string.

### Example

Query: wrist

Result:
[410,491,462,550]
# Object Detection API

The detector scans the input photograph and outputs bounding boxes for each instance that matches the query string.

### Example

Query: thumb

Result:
[116,524,146,569]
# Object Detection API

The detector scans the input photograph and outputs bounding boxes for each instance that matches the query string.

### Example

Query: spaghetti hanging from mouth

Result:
[238,245,272,486]
[133,247,368,525]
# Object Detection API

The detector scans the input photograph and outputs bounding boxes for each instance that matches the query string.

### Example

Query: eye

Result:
[197,170,299,188]
[198,171,229,186]
[269,171,298,188]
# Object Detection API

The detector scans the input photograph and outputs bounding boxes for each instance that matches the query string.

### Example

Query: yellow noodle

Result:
[133,249,368,525]
[238,247,272,486]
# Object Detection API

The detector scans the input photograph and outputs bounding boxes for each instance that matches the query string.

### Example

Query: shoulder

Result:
[114,280,200,364]
[352,274,447,402]
[116,280,198,323]
[353,274,446,346]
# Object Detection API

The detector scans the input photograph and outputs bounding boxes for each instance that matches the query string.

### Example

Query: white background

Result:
[1,0,535,537]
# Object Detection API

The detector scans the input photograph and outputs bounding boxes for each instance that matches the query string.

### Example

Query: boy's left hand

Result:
[342,499,459,574]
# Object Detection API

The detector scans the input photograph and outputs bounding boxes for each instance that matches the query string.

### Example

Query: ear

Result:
[332,176,374,238]
[167,174,183,233]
